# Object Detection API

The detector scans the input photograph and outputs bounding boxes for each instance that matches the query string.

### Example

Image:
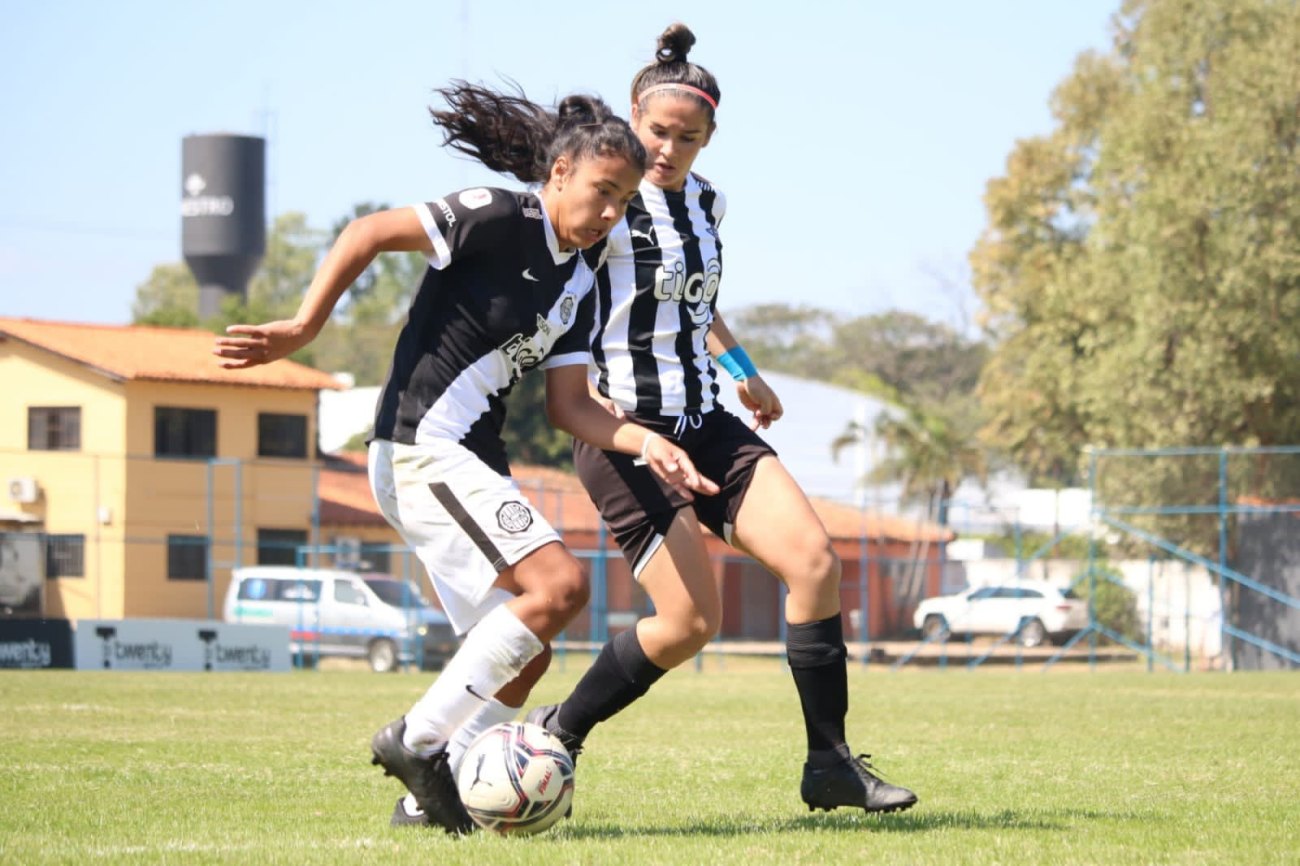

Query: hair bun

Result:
[556,94,611,128]
[655,22,696,64]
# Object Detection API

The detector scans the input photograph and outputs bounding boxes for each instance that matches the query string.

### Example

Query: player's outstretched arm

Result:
[544,365,720,500]
[213,208,433,369]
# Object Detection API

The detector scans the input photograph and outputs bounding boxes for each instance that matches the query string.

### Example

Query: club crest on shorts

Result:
[496,501,533,533]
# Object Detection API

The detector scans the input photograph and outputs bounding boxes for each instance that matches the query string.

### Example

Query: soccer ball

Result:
[456,721,575,834]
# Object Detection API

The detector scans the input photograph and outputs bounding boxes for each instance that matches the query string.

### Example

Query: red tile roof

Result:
[318,452,953,543]
[0,317,343,391]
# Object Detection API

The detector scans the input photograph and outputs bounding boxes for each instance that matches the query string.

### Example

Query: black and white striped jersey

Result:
[589,173,725,416]
[372,187,601,475]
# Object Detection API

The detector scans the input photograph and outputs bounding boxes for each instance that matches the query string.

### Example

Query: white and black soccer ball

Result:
[456,721,575,834]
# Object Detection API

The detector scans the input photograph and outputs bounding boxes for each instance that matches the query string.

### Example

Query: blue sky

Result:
[0,1,1119,329]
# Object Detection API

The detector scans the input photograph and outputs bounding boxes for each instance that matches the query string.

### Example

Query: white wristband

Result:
[639,431,661,462]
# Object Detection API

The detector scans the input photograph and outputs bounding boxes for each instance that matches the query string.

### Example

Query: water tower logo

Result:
[181,172,235,217]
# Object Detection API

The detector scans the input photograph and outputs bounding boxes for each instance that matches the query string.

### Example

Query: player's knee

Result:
[808,538,841,587]
[782,535,841,602]
[674,608,720,653]
[546,558,590,619]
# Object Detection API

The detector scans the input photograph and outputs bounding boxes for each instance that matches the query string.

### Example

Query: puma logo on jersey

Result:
[521,268,539,282]
[630,227,657,244]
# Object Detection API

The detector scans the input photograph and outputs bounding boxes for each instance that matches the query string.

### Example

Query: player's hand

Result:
[643,436,720,501]
[213,321,309,369]
[736,375,784,430]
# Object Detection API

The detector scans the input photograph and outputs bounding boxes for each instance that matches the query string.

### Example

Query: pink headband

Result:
[638,82,718,111]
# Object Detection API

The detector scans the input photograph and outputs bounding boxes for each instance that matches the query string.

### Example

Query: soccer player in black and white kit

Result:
[528,24,919,817]
[214,83,718,834]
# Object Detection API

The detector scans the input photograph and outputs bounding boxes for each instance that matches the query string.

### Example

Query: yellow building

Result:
[0,317,342,622]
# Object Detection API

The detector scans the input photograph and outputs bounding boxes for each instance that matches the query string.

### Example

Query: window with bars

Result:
[45,534,85,578]
[167,534,208,580]
[28,407,81,451]
[155,407,216,458]
[257,528,308,566]
[257,413,308,459]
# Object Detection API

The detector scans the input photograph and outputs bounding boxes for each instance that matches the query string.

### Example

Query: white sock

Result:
[402,604,542,756]
[448,698,518,775]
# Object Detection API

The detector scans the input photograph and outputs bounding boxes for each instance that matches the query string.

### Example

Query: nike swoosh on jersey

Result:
[521,268,540,282]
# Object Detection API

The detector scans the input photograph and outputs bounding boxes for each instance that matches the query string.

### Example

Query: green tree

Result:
[502,373,575,470]
[971,0,1300,535]
[833,397,987,523]
[131,263,200,327]
[132,212,322,339]
[732,303,988,408]
[310,203,425,385]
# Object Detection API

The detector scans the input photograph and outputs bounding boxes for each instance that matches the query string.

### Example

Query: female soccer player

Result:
[214,83,718,834]
[529,24,918,816]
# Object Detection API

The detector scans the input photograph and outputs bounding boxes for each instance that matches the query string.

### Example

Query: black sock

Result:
[556,628,667,740]
[786,613,849,765]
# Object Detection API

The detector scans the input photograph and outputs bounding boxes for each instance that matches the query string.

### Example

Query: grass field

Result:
[1,658,1297,865]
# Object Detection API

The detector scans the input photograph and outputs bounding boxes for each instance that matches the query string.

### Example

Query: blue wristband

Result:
[716,346,758,381]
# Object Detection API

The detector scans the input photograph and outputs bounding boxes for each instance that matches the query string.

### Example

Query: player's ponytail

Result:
[630,22,721,117]
[430,83,645,185]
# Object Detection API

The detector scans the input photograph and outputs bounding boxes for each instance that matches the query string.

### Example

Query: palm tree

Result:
[833,396,987,613]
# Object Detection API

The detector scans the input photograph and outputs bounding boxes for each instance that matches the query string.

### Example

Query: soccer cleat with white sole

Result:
[370,717,475,834]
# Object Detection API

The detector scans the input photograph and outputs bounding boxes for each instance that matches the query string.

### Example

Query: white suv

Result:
[912,581,1088,647]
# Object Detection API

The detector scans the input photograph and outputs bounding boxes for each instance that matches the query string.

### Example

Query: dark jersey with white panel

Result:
[588,173,725,416]
[372,187,601,475]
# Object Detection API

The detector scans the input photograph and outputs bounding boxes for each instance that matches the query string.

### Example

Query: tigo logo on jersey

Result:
[459,188,493,210]
[652,257,720,308]
[496,502,533,533]
[499,332,544,382]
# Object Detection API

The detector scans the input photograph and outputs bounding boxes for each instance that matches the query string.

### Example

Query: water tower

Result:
[181,134,265,318]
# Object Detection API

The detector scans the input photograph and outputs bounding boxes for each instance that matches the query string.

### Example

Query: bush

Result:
[1076,566,1141,644]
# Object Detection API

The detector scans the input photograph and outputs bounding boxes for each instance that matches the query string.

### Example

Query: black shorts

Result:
[574,408,777,575]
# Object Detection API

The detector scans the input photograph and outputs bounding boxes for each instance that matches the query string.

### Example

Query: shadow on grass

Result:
[558,807,1144,840]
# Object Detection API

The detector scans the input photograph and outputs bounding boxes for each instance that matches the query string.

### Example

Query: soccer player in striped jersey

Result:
[215,83,718,834]
[529,24,918,816]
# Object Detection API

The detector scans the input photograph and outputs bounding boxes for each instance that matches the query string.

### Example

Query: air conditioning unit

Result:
[8,476,40,504]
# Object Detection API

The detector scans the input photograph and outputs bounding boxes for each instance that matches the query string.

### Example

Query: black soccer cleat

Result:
[370,717,475,835]
[523,704,585,765]
[524,703,582,819]
[800,751,918,815]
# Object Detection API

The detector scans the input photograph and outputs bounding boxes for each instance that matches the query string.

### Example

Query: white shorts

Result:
[368,439,561,634]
